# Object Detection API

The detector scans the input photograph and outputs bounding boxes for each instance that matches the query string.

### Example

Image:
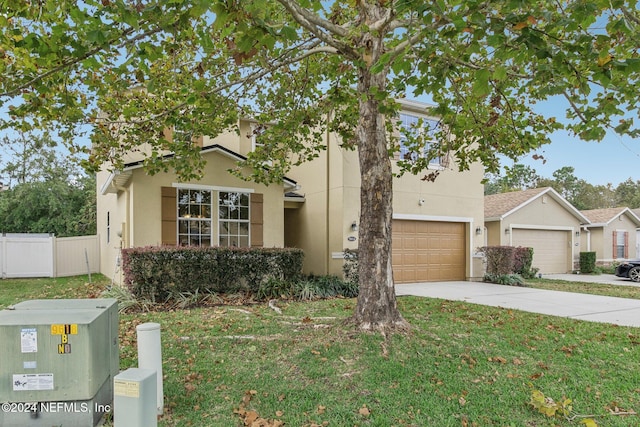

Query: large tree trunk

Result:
[350,22,408,332]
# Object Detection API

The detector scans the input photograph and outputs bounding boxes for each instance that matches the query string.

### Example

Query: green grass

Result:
[2,276,639,426]
[0,275,110,309]
[526,278,640,300]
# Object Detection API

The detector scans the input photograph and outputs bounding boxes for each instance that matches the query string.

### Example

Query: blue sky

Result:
[509,129,639,187]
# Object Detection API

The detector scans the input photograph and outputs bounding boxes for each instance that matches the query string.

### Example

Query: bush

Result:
[483,273,527,287]
[121,246,304,301]
[478,246,516,275]
[293,275,359,300]
[513,247,539,279]
[579,252,597,274]
[342,249,359,285]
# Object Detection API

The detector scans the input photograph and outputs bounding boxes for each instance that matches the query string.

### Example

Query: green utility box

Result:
[0,299,119,427]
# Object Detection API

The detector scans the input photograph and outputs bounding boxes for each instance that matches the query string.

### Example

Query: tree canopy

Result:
[0,132,96,236]
[1,0,639,330]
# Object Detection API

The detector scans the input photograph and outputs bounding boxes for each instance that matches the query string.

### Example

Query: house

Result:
[579,207,640,264]
[284,99,485,283]
[97,99,485,284]
[97,127,301,283]
[484,187,590,274]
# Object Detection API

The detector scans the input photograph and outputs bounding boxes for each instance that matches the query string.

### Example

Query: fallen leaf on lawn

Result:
[317,405,326,414]
[359,405,371,416]
[580,419,598,427]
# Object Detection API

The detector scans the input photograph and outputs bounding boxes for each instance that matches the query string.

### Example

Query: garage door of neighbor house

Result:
[392,220,466,284]
[512,229,569,274]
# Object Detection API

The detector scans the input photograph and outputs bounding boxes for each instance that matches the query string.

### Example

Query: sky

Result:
[508,129,639,187]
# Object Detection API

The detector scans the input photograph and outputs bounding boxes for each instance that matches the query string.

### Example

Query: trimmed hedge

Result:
[121,246,304,301]
[479,246,538,281]
[579,251,597,274]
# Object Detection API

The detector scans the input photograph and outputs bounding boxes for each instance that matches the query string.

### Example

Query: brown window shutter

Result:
[612,231,617,259]
[161,186,177,245]
[250,193,264,247]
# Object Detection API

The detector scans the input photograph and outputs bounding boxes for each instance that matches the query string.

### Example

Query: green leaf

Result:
[472,69,491,97]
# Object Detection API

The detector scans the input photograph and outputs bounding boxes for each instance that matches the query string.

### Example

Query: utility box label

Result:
[114,379,140,398]
[13,373,54,391]
[20,328,38,353]
[51,324,77,354]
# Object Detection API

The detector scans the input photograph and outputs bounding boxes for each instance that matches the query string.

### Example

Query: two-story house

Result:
[97,99,485,284]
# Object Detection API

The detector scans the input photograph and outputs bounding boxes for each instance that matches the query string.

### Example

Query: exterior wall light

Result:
[351,221,358,232]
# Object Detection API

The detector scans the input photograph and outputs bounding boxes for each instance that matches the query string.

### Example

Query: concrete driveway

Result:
[395,276,640,327]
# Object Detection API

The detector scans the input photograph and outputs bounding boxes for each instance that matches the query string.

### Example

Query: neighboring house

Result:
[484,187,590,274]
[97,99,485,284]
[580,207,640,264]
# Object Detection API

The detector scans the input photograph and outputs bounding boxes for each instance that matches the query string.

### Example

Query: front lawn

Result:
[1,276,638,426]
[526,277,640,300]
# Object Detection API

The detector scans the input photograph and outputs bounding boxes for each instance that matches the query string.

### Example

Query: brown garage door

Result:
[392,220,466,283]
[511,228,569,274]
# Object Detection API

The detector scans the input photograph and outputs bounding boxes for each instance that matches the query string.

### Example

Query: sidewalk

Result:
[395,280,640,327]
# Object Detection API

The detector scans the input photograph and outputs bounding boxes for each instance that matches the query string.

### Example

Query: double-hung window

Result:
[177,189,251,247]
[398,113,442,167]
[615,230,628,259]
[218,192,250,247]
[178,189,212,246]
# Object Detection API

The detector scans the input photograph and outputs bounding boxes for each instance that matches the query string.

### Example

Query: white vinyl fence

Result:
[0,234,100,279]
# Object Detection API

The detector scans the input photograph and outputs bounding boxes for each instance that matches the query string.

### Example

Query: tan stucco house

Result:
[484,187,590,274]
[97,99,485,284]
[285,99,485,283]
[580,207,640,264]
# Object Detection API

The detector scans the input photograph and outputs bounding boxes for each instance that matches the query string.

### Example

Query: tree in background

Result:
[614,178,640,208]
[1,1,638,330]
[0,132,96,236]
[486,164,620,209]
[484,164,541,195]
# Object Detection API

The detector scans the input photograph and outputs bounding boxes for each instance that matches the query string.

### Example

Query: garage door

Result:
[392,220,466,283]
[512,229,569,274]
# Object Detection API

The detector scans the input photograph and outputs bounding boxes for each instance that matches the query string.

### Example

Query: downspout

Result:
[325,109,332,275]
[583,226,591,252]
[113,183,131,250]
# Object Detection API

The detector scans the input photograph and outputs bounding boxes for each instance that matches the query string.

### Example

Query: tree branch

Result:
[0,25,162,98]
[275,0,358,59]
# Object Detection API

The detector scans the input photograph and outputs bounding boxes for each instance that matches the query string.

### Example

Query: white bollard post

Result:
[136,322,164,415]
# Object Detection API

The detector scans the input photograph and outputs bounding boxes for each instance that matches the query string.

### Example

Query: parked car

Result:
[615,260,640,282]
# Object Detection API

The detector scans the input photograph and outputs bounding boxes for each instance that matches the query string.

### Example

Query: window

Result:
[615,230,628,259]
[178,189,212,246]
[106,212,110,244]
[218,192,250,247]
[398,113,441,165]
[250,123,272,166]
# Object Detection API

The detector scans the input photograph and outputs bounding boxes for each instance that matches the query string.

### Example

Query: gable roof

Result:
[101,144,298,195]
[581,207,640,227]
[484,187,590,223]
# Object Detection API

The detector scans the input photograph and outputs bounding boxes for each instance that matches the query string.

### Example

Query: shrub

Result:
[478,246,516,275]
[513,247,539,279]
[121,246,304,301]
[483,273,526,287]
[293,275,359,300]
[342,249,359,285]
[579,252,597,274]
